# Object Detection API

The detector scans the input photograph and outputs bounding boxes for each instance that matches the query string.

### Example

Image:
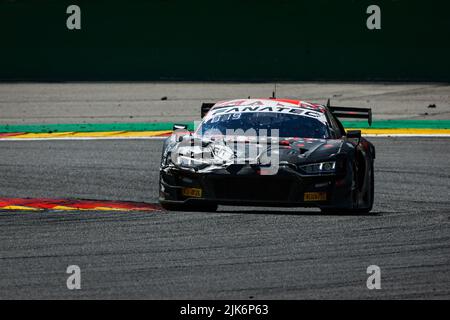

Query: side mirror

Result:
[173,124,188,130]
[346,130,361,139]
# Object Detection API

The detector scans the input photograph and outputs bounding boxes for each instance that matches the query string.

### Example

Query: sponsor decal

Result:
[206,99,327,123]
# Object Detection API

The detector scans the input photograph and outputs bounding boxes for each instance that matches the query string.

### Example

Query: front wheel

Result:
[320,160,374,215]
[352,161,374,214]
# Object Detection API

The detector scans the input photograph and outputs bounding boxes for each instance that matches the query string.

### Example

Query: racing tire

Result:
[320,160,374,215]
[351,160,374,214]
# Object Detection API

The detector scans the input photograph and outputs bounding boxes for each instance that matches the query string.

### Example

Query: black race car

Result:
[159,98,375,214]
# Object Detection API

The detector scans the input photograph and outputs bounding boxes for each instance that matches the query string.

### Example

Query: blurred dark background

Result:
[1,0,449,81]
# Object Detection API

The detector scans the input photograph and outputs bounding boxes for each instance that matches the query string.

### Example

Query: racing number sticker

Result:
[182,187,202,198]
[304,192,327,201]
[211,113,241,123]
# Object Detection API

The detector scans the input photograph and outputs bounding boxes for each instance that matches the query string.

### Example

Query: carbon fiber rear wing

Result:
[327,100,372,126]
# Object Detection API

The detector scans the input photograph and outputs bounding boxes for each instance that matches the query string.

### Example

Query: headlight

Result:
[298,161,336,175]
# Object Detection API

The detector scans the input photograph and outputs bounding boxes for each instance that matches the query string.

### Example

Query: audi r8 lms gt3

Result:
[159,98,375,214]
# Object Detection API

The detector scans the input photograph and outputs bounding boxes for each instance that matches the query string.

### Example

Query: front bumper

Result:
[159,165,353,208]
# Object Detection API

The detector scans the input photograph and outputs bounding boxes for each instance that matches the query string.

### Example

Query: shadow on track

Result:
[214,208,383,217]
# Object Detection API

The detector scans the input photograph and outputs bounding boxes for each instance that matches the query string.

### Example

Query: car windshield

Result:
[197,112,330,139]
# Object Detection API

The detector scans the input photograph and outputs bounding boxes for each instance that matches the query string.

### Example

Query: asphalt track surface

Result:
[0,137,449,299]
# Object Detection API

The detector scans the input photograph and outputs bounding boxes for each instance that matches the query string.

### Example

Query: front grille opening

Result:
[212,177,292,201]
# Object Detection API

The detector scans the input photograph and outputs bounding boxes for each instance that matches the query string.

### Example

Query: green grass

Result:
[1,120,449,133]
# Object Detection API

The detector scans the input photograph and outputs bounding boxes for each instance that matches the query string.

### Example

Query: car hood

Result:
[164,134,345,172]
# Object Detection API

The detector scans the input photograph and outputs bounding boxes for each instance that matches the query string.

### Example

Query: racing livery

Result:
[159,98,375,213]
